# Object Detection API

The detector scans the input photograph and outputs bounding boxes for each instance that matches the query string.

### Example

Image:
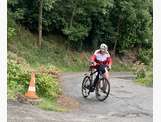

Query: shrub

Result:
[7,60,30,95]
[7,58,62,99]
[138,48,152,65]
[36,74,62,98]
[8,12,17,41]
[133,62,152,87]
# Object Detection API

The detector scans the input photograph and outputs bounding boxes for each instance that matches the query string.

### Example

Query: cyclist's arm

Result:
[90,55,97,66]
[90,50,100,62]
[106,52,112,69]
[90,55,96,62]
[108,57,112,66]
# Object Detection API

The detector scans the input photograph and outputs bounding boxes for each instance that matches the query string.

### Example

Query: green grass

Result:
[8,25,90,72]
[37,98,67,112]
[135,63,153,87]
[7,86,17,100]
[111,63,133,72]
[8,24,135,73]
[136,72,152,86]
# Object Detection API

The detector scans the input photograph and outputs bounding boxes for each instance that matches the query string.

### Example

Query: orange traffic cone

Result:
[25,72,39,99]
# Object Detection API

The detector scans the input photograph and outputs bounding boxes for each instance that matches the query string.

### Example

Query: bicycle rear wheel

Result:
[95,78,110,101]
[81,76,91,98]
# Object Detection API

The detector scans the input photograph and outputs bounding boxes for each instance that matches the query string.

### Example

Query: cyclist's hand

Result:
[91,62,97,66]
[108,65,111,69]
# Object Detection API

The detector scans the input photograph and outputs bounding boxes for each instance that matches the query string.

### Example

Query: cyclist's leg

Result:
[90,68,99,92]
[98,64,109,80]
[92,65,108,91]
[101,66,110,93]
[93,72,99,88]
[103,70,109,80]
[98,65,109,91]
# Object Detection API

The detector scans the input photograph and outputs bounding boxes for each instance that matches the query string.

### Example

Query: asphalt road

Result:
[8,72,152,122]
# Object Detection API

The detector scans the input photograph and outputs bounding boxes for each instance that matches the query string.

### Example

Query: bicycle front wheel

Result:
[81,76,91,98]
[95,78,110,101]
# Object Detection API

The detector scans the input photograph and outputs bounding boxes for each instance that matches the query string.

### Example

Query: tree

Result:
[8,0,152,52]
[110,0,152,54]
[38,0,43,47]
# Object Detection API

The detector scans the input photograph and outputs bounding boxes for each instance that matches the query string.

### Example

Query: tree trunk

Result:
[113,39,117,57]
[113,17,121,56]
[38,0,43,48]
[70,5,76,28]
[92,37,98,50]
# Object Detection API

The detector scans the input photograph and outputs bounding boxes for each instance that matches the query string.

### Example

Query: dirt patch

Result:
[16,93,41,105]
[57,95,80,110]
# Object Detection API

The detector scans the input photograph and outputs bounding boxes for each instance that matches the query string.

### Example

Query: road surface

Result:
[8,72,152,122]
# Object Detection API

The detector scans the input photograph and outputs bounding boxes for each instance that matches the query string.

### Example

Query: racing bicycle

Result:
[81,64,110,101]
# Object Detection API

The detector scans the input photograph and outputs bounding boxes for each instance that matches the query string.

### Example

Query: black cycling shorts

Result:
[97,64,107,74]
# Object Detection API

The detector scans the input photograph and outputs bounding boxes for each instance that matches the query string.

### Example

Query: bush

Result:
[138,48,152,65]
[36,74,62,98]
[8,12,17,41]
[133,62,152,87]
[7,58,62,99]
[136,70,152,86]
[7,60,30,95]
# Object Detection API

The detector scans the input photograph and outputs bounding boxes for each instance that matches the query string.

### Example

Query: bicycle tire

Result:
[95,78,110,101]
[81,76,91,98]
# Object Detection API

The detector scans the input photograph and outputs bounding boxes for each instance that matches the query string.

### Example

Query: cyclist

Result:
[90,43,112,92]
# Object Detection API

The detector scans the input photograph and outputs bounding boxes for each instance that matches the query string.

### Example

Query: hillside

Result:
[8,24,135,72]
[8,27,91,72]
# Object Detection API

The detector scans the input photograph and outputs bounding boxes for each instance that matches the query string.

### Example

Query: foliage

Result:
[7,56,62,99]
[110,0,152,51]
[138,48,152,65]
[136,70,152,86]
[7,0,152,52]
[36,74,61,98]
[8,25,90,71]
[7,59,30,97]
[8,12,17,40]
[133,62,152,87]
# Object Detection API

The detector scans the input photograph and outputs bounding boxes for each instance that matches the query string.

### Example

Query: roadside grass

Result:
[135,71,152,86]
[111,63,133,72]
[7,86,18,100]
[7,53,64,111]
[37,98,68,112]
[134,63,152,87]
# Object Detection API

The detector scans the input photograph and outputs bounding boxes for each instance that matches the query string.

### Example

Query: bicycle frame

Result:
[84,65,110,86]
[89,68,98,83]
[82,65,111,101]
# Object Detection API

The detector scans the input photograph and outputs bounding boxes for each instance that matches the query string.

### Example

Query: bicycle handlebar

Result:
[89,63,110,71]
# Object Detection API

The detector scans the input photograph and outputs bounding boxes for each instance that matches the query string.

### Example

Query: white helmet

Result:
[100,43,108,51]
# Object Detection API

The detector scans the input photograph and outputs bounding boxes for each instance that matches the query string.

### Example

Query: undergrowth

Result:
[37,98,67,112]
[7,52,63,111]
[133,62,152,87]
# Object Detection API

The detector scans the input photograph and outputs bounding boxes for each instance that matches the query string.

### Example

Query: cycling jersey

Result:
[90,49,112,68]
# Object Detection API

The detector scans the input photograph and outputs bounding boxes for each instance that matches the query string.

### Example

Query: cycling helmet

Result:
[100,43,108,51]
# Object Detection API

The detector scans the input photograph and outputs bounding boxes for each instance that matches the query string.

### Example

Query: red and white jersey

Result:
[90,49,112,66]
